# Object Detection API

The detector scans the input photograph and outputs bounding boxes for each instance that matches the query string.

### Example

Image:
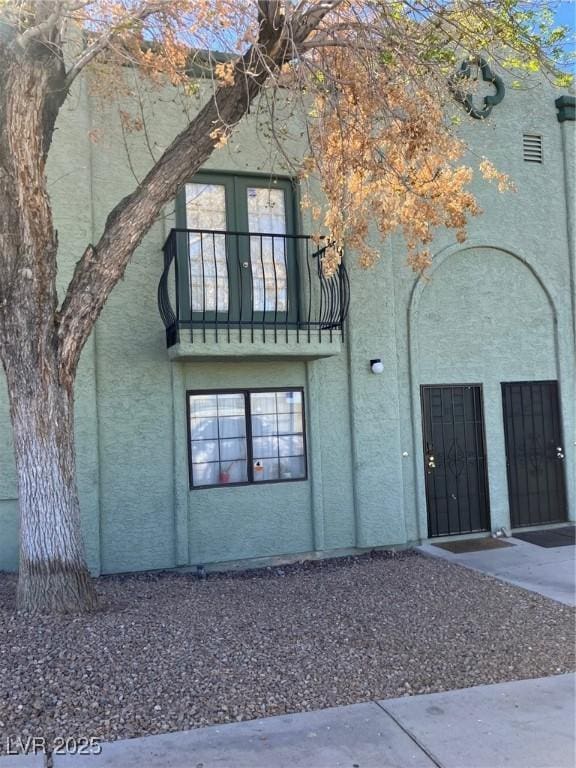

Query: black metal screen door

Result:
[421,385,490,537]
[501,381,567,528]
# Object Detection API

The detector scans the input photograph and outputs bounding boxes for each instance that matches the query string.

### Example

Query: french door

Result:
[502,380,567,528]
[175,173,298,326]
[421,384,491,537]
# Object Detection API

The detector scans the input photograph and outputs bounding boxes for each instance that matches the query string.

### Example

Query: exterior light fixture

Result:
[370,358,384,374]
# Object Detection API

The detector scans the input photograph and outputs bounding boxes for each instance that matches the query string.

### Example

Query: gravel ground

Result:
[0,550,574,753]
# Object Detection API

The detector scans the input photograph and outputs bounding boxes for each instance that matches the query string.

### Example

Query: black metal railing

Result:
[158,228,350,346]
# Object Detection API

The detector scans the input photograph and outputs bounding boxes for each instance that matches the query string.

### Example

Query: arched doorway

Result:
[411,246,565,536]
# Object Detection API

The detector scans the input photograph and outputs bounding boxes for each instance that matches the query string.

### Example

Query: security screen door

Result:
[421,384,491,537]
[501,380,567,528]
[177,174,297,325]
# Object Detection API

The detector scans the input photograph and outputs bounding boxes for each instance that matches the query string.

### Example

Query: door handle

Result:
[556,446,564,459]
[242,261,249,269]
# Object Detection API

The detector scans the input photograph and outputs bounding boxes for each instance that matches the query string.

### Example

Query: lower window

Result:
[187,388,307,488]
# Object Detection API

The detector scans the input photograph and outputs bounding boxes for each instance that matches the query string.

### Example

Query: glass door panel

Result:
[247,187,288,314]
[185,183,229,314]
[177,174,297,327]
[235,178,298,324]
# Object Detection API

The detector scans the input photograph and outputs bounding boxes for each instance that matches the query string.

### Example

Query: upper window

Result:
[178,173,297,323]
[188,388,306,488]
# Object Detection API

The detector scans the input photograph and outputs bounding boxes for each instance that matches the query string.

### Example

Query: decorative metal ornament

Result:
[451,56,505,120]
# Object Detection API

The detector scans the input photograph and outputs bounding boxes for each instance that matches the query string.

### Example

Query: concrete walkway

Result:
[418,535,576,606]
[3,674,574,767]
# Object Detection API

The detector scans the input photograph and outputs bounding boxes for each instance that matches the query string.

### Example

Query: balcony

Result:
[158,228,350,361]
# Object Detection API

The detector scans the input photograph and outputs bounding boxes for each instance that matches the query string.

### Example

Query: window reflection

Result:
[189,390,306,487]
[186,183,229,313]
[247,188,288,312]
[189,393,248,486]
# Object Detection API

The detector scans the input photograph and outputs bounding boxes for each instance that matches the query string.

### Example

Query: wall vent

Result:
[522,133,543,163]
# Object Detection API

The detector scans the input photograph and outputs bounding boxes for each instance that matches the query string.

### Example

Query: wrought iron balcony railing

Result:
[158,228,350,347]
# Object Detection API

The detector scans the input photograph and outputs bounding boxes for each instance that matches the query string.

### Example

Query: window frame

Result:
[175,172,301,327]
[186,387,308,490]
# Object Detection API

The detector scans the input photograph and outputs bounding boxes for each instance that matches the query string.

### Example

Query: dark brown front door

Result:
[502,380,567,528]
[421,385,491,537]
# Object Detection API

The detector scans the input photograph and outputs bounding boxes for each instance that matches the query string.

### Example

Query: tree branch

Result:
[58,0,342,381]
[258,0,282,27]
[15,1,89,49]
[292,0,345,39]
[63,1,172,90]
[15,1,63,49]
[57,3,333,379]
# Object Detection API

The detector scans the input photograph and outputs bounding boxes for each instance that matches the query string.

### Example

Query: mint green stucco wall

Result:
[413,246,560,534]
[399,80,576,543]
[0,70,574,574]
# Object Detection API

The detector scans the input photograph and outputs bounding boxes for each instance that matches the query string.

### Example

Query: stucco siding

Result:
[415,246,559,532]
[94,230,177,574]
[0,66,573,574]
[181,361,311,564]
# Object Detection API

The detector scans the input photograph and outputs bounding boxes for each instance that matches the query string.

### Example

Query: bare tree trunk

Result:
[4,352,97,613]
[0,42,96,612]
[0,4,336,613]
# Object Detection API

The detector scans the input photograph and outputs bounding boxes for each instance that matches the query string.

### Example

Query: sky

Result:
[555,0,576,29]
[554,0,576,64]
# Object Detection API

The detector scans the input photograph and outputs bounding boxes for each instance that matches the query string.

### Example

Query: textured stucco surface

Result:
[0,69,573,574]
[168,331,343,361]
[0,375,15,502]
[394,76,576,545]
[415,246,558,532]
[181,361,311,564]
[0,501,18,572]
